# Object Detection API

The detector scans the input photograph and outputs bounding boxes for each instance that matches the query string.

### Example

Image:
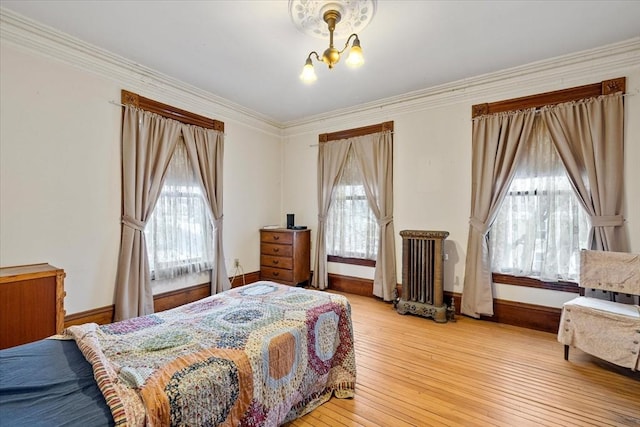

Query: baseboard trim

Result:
[64,271,262,327]
[64,305,114,327]
[327,273,374,296]
[65,272,561,334]
[230,271,261,288]
[444,293,561,333]
[328,274,560,333]
[153,282,211,313]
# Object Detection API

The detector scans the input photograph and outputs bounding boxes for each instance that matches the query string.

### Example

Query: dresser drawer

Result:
[260,266,294,283]
[261,255,293,270]
[259,228,310,286]
[260,231,293,245]
[261,243,293,257]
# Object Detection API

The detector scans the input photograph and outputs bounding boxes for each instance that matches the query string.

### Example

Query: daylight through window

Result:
[326,147,379,260]
[145,141,214,280]
[490,116,589,281]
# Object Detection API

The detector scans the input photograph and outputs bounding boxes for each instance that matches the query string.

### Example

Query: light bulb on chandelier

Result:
[290,1,375,83]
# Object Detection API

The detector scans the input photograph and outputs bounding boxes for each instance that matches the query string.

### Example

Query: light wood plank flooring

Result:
[286,292,640,427]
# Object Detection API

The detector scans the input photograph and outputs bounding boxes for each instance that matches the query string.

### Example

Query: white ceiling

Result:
[2,1,640,125]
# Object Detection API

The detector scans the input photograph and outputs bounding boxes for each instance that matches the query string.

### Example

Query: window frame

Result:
[145,148,214,280]
[326,152,380,266]
[121,90,224,281]
[492,273,579,293]
[319,121,393,266]
[328,255,376,267]
[490,126,589,285]
[472,77,625,292]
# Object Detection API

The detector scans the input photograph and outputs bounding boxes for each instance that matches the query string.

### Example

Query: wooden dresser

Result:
[260,228,310,286]
[0,263,66,349]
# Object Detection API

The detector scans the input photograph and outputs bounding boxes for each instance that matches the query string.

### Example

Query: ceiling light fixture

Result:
[289,1,376,84]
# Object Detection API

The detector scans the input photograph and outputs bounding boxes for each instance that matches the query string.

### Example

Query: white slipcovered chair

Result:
[557,250,640,370]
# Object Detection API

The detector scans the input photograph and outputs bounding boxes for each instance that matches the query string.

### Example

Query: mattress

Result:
[0,337,113,426]
[0,281,356,426]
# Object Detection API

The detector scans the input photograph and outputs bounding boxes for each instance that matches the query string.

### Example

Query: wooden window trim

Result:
[319,121,393,142]
[471,77,625,118]
[328,255,376,267]
[121,90,224,132]
[492,273,579,293]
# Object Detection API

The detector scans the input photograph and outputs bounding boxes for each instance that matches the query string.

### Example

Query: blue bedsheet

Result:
[0,338,113,426]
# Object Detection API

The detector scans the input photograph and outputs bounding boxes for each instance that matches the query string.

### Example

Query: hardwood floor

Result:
[286,292,640,427]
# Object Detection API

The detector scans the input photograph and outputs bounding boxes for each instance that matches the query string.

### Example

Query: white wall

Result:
[2,24,638,316]
[0,45,121,313]
[0,42,283,314]
[282,69,640,309]
[222,121,282,273]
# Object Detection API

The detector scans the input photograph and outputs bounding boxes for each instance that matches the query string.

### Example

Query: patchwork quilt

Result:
[66,282,356,426]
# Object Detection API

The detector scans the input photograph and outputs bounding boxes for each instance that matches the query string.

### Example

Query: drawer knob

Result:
[273,271,279,276]
[272,260,279,265]
[273,235,280,240]
[273,248,280,253]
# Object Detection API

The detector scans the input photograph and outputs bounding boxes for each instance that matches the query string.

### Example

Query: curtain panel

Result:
[461,110,536,318]
[541,93,627,252]
[115,106,228,321]
[463,92,626,318]
[312,141,351,291]
[183,125,230,294]
[312,130,397,301]
[352,133,397,301]
[115,107,181,321]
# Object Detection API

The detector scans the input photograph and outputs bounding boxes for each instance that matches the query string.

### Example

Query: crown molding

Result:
[283,37,640,135]
[0,7,284,137]
[1,7,638,138]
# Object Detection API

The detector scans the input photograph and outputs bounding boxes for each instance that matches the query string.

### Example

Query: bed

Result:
[0,281,356,426]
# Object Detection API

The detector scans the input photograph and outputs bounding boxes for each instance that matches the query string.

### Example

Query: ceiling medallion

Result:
[289,0,377,40]
[292,0,376,83]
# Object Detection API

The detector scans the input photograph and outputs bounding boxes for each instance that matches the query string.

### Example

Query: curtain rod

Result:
[472,91,636,120]
[308,130,396,147]
[108,100,226,135]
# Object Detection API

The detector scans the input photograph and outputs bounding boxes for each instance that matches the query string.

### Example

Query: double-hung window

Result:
[145,141,214,281]
[326,147,379,263]
[490,117,589,282]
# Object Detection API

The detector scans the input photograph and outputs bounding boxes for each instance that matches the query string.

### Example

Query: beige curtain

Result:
[541,93,627,252]
[312,131,396,299]
[461,110,536,318]
[352,132,397,301]
[183,125,230,294]
[114,107,181,321]
[312,140,350,290]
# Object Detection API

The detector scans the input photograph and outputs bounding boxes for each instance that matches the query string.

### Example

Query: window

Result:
[145,141,214,280]
[326,147,379,261]
[490,117,589,282]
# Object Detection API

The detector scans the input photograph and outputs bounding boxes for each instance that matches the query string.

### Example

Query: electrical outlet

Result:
[234,258,240,268]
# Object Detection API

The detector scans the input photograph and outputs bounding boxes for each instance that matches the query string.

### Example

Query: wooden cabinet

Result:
[260,229,310,286]
[0,263,66,349]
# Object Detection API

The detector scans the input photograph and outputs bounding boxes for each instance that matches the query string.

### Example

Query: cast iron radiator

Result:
[396,230,449,322]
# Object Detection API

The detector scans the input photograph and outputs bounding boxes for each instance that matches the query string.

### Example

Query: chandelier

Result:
[289,1,376,83]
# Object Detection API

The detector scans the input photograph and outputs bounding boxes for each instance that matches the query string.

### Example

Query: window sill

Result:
[327,255,376,267]
[492,273,579,293]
